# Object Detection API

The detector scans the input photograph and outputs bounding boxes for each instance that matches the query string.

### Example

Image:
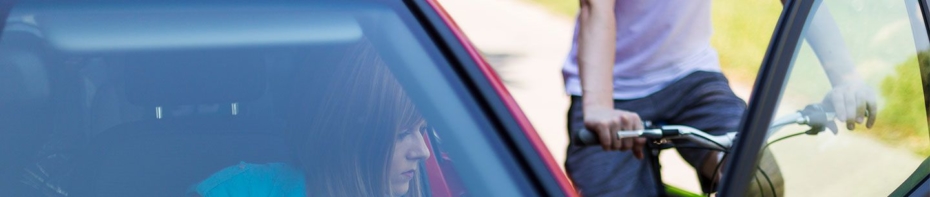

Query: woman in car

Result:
[192,41,432,197]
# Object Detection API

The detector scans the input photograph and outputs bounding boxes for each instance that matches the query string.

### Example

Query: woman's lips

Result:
[401,170,415,179]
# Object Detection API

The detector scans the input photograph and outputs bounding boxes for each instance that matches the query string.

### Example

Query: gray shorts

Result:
[566,71,746,196]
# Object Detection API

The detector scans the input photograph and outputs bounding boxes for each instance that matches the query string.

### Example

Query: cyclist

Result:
[565,0,877,196]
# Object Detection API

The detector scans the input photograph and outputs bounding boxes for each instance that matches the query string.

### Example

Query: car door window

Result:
[744,0,930,196]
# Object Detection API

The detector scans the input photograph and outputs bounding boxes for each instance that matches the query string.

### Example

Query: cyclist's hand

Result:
[825,81,877,130]
[583,108,647,159]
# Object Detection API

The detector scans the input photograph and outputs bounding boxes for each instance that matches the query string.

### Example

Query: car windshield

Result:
[0,1,531,196]
[755,0,930,196]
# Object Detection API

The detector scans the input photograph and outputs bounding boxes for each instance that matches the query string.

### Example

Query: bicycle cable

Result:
[752,131,796,197]
[692,134,728,150]
[674,146,730,153]
[762,131,806,151]
[758,166,777,197]
[754,173,765,197]
[662,128,792,196]
[681,146,776,196]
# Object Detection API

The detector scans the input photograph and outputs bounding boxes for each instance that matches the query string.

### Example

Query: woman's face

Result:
[387,121,431,196]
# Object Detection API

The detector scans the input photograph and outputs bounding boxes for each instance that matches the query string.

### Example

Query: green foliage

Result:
[710,0,782,83]
[525,0,577,17]
[871,53,930,156]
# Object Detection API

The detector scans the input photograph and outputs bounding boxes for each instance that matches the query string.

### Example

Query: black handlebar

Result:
[572,127,669,146]
[573,128,600,146]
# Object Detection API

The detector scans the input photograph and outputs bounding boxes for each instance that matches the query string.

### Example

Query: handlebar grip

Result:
[572,128,600,146]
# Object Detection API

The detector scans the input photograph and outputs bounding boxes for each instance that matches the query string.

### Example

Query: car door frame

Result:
[402,0,577,196]
[717,0,817,195]
[890,0,930,195]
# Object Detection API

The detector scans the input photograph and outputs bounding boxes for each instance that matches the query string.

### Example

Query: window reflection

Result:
[761,0,930,196]
[194,41,433,197]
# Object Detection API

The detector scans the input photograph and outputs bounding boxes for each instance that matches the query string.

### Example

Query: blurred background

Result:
[438,0,930,195]
[436,0,781,192]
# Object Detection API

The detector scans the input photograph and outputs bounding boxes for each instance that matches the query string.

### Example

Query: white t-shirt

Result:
[562,0,721,99]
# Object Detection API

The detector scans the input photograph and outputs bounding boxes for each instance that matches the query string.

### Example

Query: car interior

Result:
[0,31,342,196]
[0,3,467,196]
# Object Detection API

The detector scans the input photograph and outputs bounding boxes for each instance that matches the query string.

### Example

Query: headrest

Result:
[0,32,49,103]
[122,52,266,107]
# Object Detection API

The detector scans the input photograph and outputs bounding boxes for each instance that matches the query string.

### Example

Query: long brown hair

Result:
[293,40,425,197]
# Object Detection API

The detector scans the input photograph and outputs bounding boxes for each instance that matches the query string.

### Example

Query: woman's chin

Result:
[391,182,410,196]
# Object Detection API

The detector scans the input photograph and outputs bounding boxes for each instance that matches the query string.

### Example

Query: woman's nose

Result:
[408,133,431,160]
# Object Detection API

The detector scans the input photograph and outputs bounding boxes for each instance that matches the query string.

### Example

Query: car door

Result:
[721,0,930,196]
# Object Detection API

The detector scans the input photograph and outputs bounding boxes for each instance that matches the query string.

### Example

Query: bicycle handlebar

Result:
[571,104,836,150]
[573,126,736,150]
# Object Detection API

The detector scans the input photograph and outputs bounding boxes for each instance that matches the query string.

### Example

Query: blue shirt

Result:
[193,162,306,197]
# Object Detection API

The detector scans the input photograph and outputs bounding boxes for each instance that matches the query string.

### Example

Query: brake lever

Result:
[799,104,839,135]
[825,114,838,134]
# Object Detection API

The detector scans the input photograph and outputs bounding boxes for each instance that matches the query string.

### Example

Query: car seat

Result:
[68,51,292,197]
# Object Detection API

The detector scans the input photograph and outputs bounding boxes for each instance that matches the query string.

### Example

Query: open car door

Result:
[721,0,930,196]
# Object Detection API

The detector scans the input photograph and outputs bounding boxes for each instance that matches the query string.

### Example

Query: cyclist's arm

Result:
[578,0,615,113]
[577,0,646,156]
[800,4,859,85]
[776,0,878,129]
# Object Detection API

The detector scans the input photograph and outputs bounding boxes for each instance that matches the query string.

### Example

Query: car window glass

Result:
[756,0,930,196]
[0,1,527,196]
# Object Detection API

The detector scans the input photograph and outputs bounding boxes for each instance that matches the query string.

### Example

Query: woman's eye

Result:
[397,130,413,140]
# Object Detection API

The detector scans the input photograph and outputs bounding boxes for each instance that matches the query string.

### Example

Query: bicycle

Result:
[572,103,839,197]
